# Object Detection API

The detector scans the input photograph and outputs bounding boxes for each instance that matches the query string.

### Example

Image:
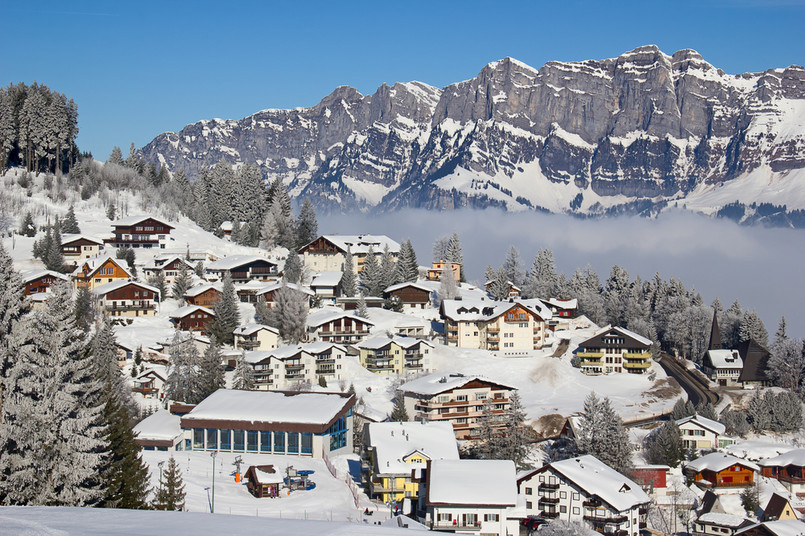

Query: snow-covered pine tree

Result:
[283,253,303,285]
[268,284,309,344]
[390,394,409,422]
[501,246,523,287]
[254,296,271,325]
[775,317,787,345]
[568,265,606,325]
[720,408,750,437]
[260,197,295,250]
[488,267,511,301]
[604,265,631,327]
[360,247,382,296]
[209,272,239,346]
[91,318,135,412]
[395,239,419,283]
[341,249,357,297]
[101,393,150,509]
[295,198,318,249]
[380,244,398,290]
[356,294,369,319]
[644,420,685,467]
[444,232,465,282]
[152,456,185,511]
[747,391,771,432]
[0,282,107,506]
[0,242,28,411]
[767,337,805,392]
[739,310,768,347]
[438,269,459,303]
[721,300,744,348]
[73,285,94,332]
[499,391,533,470]
[670,398,696,420]
[522,249,558,299]
[163,332,205,405]
[148,271,167,302]
[171,268,192,302]
[432,236,450,264]
[19,212,36,237]
[199,340,224,400]
[62,205,80,234]
[473,398,504,460]
[232,353,255,390]
[695,402,718,421]
[573,392,633,475]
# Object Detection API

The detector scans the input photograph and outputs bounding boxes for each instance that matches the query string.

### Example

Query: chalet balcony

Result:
[624,351,649,358]
[541,511,559,519]
[285,373,305,380]
[107,303,157,311]
[583,499,602,508]
[539,496,560,504]
[367,364,395,371]
[583,514,627,524]
[320,329,371,336]
[132,386,158,394]
[405,363,424,369]
[237,339,260,349]
[370,481,405,494]
[487,335,500,342]
[404,353,423,361]
[624,360,650,369]
[540,482,560,490]
[250,267,276,275]
[285,363,304,371]
[576,351,603,358]
[230,271,249,280]
[429,522,481,532]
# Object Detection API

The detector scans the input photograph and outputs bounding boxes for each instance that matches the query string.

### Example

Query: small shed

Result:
[245,465,283,498]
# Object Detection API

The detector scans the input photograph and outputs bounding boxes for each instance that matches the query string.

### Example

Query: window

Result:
[572,492,580,501]
[260,431,271,452]
[219,429,231,451]
[526,501,532,509]
[247,430,258,452]
[525,487,532,495]
[573,507,580,515]
[273,431,285,453]
[560,491,567,499]
[438,513,452,522]
[484,514,499,522]
[233,430,244,451]
[287,432,299,454]
[193,429,203,449]
[301,433,313,455]
[560,506,567,513]
[205,429,217,450]
[456,395,467,402]
[476,393,487,400]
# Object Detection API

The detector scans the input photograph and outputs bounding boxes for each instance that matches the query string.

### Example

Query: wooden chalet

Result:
[142,255,195,284]
[631,465,670,496]
[21,269,69,296]
[298,234,400,273]
[184,284,222,307]
[256,282,314,308]
[306,309,374,345]
[72,255,133,290]
[735,520,805,536]
[206,255,279,283]
[170,305,215,333]
[245,465,283,498]
[761,494,798,522]
[60,234,104,261]
[133,369,167,400]
[93,280,160,317]
[758,449,805,494]
[383,281,433,309]
[107,216,174,249]
[685,453,758,489]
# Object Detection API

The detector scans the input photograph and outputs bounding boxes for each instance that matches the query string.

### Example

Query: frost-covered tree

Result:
[19,212,36,237]
[573,392,633,475]
[395,239,419,283]
[360,247,383,296]
[721,300,744,348]
[91,318,134,412]
[502,246,523,287]
[739,310,768,347]
[209,273,239,346]
[538,521,598,536]
[444,232,465,282]
[356,294,369,319]
[488,267,511,301]
[432,236,450,263]
[198,341,224,400]
[231,354,255,391]
[295,198,317,249]
[767,337,805,392]
[379,245,398,290]
[152,456,185,511]
[644,421,685,467]
[696,402,718,421]
[0,283,107,506]
[522,249,558,299]
[670,398,696,420]
[775,317,787,345]
[62,205,80,234]
[499,391,533,470]
[604,265,631,327]
[341,249,357,297]
[390,394,409,422]
[438,269,460,303]
[0,243,28,411]
[747,391,772,433]
[260,197,295,250]
[569,265,606,325]
[720,408,750,437]
[101,394,150,509]
[171,268,192,302]
[254,296,271,326]
[283,253,303,285]
[268,284,309,343]
[148,271,167,302]
[163,333,204,405]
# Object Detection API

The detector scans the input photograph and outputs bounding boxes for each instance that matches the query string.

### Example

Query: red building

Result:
[106,216,174,249]
[21,269,69,295]
[169,305,215,333]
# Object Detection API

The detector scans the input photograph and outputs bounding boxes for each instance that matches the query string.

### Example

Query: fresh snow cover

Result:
[0,506,413,535]
[756,449,805,467]
[61,233,105,245]
[544,455,650,511]
[399,371,514,396]
[383,281,433,294]
[427,459,516,506]
[234,323,279,336]
[366,421,459,474]
[206,254,277,271]
[357,336,433,351]
[307,308,375,328]
[582,324,653,347]
[706,349,743,369]
[261,342,347,360]
[132,409,182,442]
[170,304,215,318]
[311,234,401,255]
[740,520,805,536]
[685,452,760,473]
[339,175,393,207]
[182,389,351,425]
[92,279,160,296]
[675,414,726,436]
[185,282,222,297]
[19,268,69,283]
[257,281,314,296]
[111,215,175,228]
[311,270,343,287]
[697,512,749,527]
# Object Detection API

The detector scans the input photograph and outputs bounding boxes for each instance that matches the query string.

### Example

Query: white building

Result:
[298,234,400,273]
[306,308,374,345]
[702,349,743,386]
[244,342,347,389]
[517,455,650,536]
[677,414,736,451]
[419,459,518,536]
[133,409,183,451]
[310,271,343,305]
[233,323,280,352]
[181,389,355,458]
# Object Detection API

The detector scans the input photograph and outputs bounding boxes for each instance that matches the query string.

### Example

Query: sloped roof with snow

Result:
[112,215,173,228]
[736,520,805,536]
[427,459,516,506]
[537,455,651,512]
[577,324,653,348]
[92,279,160,297]
[142,255,194,271]
[384,281,433,294]
[676,414,727,436]
[707,349,744,369]
[686,452,760,474]
[20,269,69,284]
[357,336,433,351]
[182,389,354,429]
[311,271,343,287]
[269,342,346,360]
[206,255,277,271]
[234,323,279,336]
[256,282,314,297]
[170,305,214,319]
[306,308,375,328]
[540,298,579,309]
[61,233,104,246]
[74,254,133,278]
[367,421,459,475]
[757,449,805,468]
[697,513,752,528]
[133,409,182,441]
[305,235,401,255]
[440,298,551,322]
[399,372,515,396]
[184,283,222,297]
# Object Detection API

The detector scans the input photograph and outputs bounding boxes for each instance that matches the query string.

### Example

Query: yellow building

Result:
[362,421,459,509]
[72,255,133,290]
[575,325,653,375]
[356,336,433,375]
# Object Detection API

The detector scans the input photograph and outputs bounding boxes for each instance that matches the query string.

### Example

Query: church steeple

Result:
[708,311,722,350]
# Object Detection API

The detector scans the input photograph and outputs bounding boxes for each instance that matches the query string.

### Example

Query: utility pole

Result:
[210,451,217,513]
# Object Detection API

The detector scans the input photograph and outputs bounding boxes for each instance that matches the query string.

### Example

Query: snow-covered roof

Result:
[92,279,160,297]
[256,282,314,297]
[234,323,279,336]
[20,269,69,284]
[427,459,516,506]
[184,283,222,297]
[307,234,401,255]
[263,342,346,360]
[757,449,805,468]
[736,520,805,536]
[540,298,579,309]
[310,271,343,288]
[366,422,459,475]
[384,281,433,294]
[399,372,515,396]
[707,349,744,369]
[61,233,104,245]
[726,441,798,461]
[170,305,214,319]
[356,336,433,351]
[306,309,375,328]
[686,452,760,474]
[251,466,284,485]
[539,455,651,512]
[133,409,182,441]
[582,324,653,347]
[74,254,133,278]
[440,298,552,322]
[697,513,751,528]
[676,414,727,436]
[112,215,173,228]
[142,255,194,271]
[206,255,277,271]
[182,389,354,428]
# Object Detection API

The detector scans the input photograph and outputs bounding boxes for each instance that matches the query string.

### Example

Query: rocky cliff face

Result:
[141,45,805,215]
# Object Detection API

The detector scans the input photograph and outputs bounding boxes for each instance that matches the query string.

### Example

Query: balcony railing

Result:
[576,351,603,358]
[624,360,651,369]
[583,514,627,524]
[237,339,260,349]
[624,351,649,358]
[108,302,156,311]
[540,482,560,490]
[539,496,560,504]
[541,511,559,519]
[429,522,481,531]
[132,386,158,394]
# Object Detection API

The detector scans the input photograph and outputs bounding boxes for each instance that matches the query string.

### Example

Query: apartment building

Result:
[575,325,652,375]
[356,336,433,375]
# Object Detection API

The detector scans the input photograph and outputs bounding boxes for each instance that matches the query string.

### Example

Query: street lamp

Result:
[210,451,217,513]
[157,460,165,493]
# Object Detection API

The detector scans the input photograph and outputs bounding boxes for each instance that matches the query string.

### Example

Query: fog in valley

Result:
[319,208,805,339]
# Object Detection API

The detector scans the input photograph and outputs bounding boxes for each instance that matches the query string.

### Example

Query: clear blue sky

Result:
[5,0,804,160]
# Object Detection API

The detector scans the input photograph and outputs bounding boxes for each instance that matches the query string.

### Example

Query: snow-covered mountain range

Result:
[141,45,805,217]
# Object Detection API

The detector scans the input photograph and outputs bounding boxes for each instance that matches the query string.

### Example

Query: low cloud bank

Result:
[319,209,805,339]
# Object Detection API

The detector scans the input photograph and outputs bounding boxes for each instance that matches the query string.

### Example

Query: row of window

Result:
[192,428,313,455]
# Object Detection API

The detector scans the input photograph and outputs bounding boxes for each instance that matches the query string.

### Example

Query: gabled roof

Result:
[20,269,69,284]
[206,255,278,271]
[521,455,651,512]
[577,324,653,348]
[737,339,772,383]
[184,283,222,297]
[676,414,727,436]
[685,452,760,474]
[92,279,160,297]
[142,255,194,271]
[306,308,375,329]
[757,449,805,468]
[539,298,579,309]
[300,234,400,255]
[74,255,133,278]
[705,349,744,370]
[697,513,753,529]
[267,342,346,360]
[132,409,181,442]
[736,520,805,536]
[233,323,279,337]
[112,215,174,229]
[61,233,104,246]
[310,271,343,288]
[440,298,551,323]
[170,305,215,319]
[366,421,459,475]
[427,459,516,507]
[256,282,314,297]
[384,281,433,294]
[763,493,795,522]
[399,372,515,396]
[356,335,433,351]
